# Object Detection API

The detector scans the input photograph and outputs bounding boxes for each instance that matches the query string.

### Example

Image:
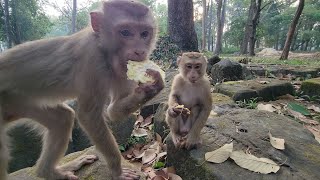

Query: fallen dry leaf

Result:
[132,128,148,137]
[268,132,285,150]
[308,105,320,113]
[133,149,146,159]
[209,110,218,118]
[305,125,320,144]
[205,142,233,163]
[230,151,280,174]
[257,103,277,112]
[142,149,157,164]
[141,115,154,127]
[135,115,144,127]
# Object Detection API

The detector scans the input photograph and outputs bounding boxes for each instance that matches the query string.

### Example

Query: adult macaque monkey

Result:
[0,0,164,180]
[166,52,212,150]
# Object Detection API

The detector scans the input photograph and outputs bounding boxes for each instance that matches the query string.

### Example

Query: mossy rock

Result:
[301,78,320,96]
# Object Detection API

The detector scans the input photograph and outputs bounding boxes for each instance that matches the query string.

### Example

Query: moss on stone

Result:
[301,78,320,96]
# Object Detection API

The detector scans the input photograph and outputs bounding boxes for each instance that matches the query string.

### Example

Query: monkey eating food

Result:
[0,0,164,180]
[166,52,212,150]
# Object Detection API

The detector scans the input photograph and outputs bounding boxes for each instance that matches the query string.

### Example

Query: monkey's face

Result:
[178,53,207,84]
[114,23,155,62]
[182,62,203,83]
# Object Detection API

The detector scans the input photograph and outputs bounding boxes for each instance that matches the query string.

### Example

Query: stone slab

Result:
[301,77,320,96]
[215,78,294,101]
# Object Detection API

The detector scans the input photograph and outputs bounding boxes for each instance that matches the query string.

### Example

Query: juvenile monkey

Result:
[0,0,164,180]
[166,52,212,150]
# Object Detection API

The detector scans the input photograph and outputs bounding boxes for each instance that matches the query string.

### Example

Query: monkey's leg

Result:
[185,105,211,150]
[10,103,82,179]
[78,97,140,180]
[0,105,8,180]
[165,114,182,148]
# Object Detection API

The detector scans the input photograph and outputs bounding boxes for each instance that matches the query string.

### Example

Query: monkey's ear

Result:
[90,12,102,33]
[177,56,182,65]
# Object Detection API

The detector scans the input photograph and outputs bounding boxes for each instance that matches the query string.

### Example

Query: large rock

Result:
[301,77,320,96]
[210,59,247,84]
[244,64,320,78]
[167,109,320,180]
[215,78,294,101]
[9,146,146,180]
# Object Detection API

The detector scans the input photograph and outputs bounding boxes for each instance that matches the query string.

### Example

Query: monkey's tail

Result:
[0,102,8,180]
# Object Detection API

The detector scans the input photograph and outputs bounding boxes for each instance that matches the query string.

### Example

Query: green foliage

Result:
[150,35,182,63]
[127,136,147,146]
[8,0,52,43]
[153,161,165,169]
[236,97,259,109]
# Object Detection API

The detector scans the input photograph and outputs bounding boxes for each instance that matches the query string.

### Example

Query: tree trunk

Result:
[214,0,226,55]
[4,0,12,48]
[11,0,21,44]
[202,0,206,50]
[280,0,304,60]
[207,0,213,51]
[72,0,77,33]
[168,0,198,51]
[240,2,254,55]
[248,0,262,56]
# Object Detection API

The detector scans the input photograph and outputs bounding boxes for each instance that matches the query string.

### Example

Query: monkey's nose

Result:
[134,50,145,56]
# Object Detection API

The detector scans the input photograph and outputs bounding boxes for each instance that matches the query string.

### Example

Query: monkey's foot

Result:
[185,137,202,150]
[117,168,140,180]
[59,154,99,172]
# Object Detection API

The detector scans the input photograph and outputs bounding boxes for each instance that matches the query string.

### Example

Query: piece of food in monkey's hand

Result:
[127,60,165,83]
[174,104,191,115]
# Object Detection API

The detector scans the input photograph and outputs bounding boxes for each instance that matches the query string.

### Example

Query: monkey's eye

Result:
[120,30,132,37]
[186,65,192,69]
[141,31,149,38]
[195,65,201,70]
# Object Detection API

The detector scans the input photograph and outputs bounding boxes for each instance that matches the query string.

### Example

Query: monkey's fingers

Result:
[168,108,179,118]
[119,168,140,180]
[145,69,164,87]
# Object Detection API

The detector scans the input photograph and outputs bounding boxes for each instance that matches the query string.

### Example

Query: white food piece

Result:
[127,60,165,83]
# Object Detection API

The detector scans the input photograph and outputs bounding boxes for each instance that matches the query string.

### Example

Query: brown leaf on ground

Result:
[141,115,154,127]
[205,142,233,163]
[268,132,285,150]
[142,149,157,164]
[230,151,280,174]
[305,125,320,143]
[308,105,320,113]
[132,128,148,137]
[257,103,278,112]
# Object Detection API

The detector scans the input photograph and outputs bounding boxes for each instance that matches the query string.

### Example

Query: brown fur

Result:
[166,52,212,150]
[0,0,163,179]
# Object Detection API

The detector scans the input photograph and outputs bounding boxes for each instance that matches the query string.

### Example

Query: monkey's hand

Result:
[185,135,202,150]
[168,106,181,118]
[135,69,164,101]
[168,104,191,118]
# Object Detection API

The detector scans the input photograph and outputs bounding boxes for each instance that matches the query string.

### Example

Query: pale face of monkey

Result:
[114,23,154,61]
[178,56,207,84]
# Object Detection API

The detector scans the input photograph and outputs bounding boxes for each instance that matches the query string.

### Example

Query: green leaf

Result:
[153,161,165,169]
[288,102,310,116]
[119,145,126,152]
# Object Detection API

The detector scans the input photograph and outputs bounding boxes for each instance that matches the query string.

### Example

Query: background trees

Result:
[0,0,319,57]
